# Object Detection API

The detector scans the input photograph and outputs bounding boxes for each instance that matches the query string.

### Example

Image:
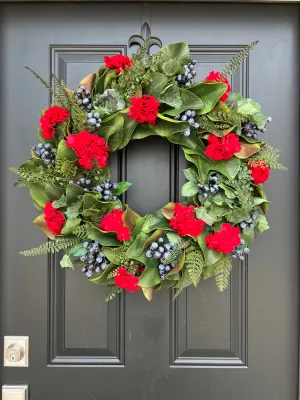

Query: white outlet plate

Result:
[4,336,29,367]
[2,385,28,400]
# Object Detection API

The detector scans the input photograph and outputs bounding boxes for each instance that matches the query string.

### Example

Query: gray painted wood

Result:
[0,2,298,399]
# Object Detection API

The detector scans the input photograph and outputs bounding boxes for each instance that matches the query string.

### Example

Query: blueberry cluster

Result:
[69,177,92,191]
[145,237,175,280]
[174,109,199,136]
[93,178,118,201]
[32,143,55,165]
[242,116,271,139]
[176,59,197,88]
[239,212,258,229]
[231,239,250,261]
[197,173,219,199]
[80,241,108,278]
[76,86,92,111]
[87,111,101,131]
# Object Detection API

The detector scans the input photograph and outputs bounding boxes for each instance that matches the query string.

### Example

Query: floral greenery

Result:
[11,40,285,301]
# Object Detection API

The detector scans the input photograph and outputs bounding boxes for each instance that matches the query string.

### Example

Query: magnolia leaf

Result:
[161,59,182,76]
[45,182,65,202]
[118,114,139,149]
[131,124,157,140]
[166,232,182,244]
[167,131,204,152]
[164,89,204,116]
[159,82,182,108]
[52,194,67,209]
[142,211,171,233]
[183,168,199,182]
[181,181,198,197]
[61,218,81,235]
[66,202,81,219]
[60,254,73,269]
[29,183,49,208]
[78,73,96,92]
[234,142,260,159]
[112,182,132,196]
[256,215,270,233]
[241,227,255,247]
[144,230,165,249]
[66,183,85,206]
[161,202,175,220]
[134,86,143,97]
[87,228,120,246]
[138,267,161,288]
[56,139,77,162]
[33,214,56,240]
[203,264,216,279]
[153,114,189,137]
[123,205,140,231]
[68,242,87,257]
[104,70,117,90]
[218,183,236,200]
[158,42,190,66]
[198,230,222,266]
[188,82,227,114]
[142,287,153,301]
[145,72,170,98]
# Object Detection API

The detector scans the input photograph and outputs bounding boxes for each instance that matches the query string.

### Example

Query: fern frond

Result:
[51,73,70,110]
[222,41,258,79]
[20,238,79,256]
[185,244,204,287]
[68,93,88,133]
[173,267,192,299]
[25,67,54,95]
[71,225,88,239]
[105,285,122,302]
[198,115,233,137]
[162,239,189,266]
[214,255,232,291]
[250,143,287,170]
[9,166,52,184]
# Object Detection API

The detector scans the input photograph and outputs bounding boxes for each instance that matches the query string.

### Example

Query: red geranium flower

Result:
[205,223,241,254]
[170,203,206,237]
[44,202,65,235]
[66,131,109,170]
[114,267,141,292]
[40,106,70,139]
[104,54,132,74]
[248,160,270,184]
[100,209,131,242]
[205,71,231,102]
[128,95,160,125]
[205,133,241,161]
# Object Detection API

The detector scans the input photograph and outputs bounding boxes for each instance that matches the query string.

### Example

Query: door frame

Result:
[0,0,299,398]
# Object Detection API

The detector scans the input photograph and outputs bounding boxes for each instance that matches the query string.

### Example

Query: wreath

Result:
[11,40,286,301]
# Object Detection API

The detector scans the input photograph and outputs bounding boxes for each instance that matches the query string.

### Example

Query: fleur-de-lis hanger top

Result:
[128,22,162,55]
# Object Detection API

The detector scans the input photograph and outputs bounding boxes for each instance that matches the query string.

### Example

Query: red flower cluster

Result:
[248,160,270,184]
[114,267,141,292]
[44,202,65,235]
[100,209,131,242]
[104,54,132,74]
[128,95,160,125]
[40,106,70,139]
[205,71,231,102]
[206,223,241,254]
[170,203,206,237]
[205,133,241,161]
[66,131,109,170]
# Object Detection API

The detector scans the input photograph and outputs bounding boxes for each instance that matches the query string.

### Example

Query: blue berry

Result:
[150,242,158,250]
[146,250,152,258]
[244,248,250,254]
[240,222,247,229]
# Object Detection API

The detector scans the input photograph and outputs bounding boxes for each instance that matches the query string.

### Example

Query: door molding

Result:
[0,0,299,3]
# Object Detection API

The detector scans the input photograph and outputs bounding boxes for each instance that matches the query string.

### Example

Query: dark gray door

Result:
[1,2,298,399]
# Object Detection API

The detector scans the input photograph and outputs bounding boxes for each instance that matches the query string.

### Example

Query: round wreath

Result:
[12,41,286,301]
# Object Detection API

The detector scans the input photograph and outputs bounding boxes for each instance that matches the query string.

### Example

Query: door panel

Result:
[0,3,298,400]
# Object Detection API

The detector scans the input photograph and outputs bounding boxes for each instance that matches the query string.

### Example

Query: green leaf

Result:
[188,82,227,114]
[131,124,157,140]
[61,218,81,235]
[106,114,124,152]
[118,114,139,149]
[256,215,269,233]
[159,82,182,108]
[112,181,132,196]
[138,267,161,288]
[164,89,204,116]
[206,156,241,181]
[94,69,108,94]
[33,213,56,240]
[203,264,216,280]
[218,183,236,200]
[127,231,150,259]
[56,139,76,162]
[168,131,204,152]
[66,201,81,219]
[103,246,126,265]
[45,182,65,202]
[198,229,222,266]
[195,207,219,226]
[166,232,182,244]
[104,70,117,90]
[87,228,120,246]
[241,227,255,247]
[66,183,85,206]
[142,212,171,233]
[161,59,182,76]
[93,88,125,116]
[181,181,198,197]
[158,42,190,67]
[60,254,74,269]
[183,167,199,182]
[52,194,67,209]
[29,183,49,208]
[145,72,170,98]
[68,243,87,257]
[153,114,189,137]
